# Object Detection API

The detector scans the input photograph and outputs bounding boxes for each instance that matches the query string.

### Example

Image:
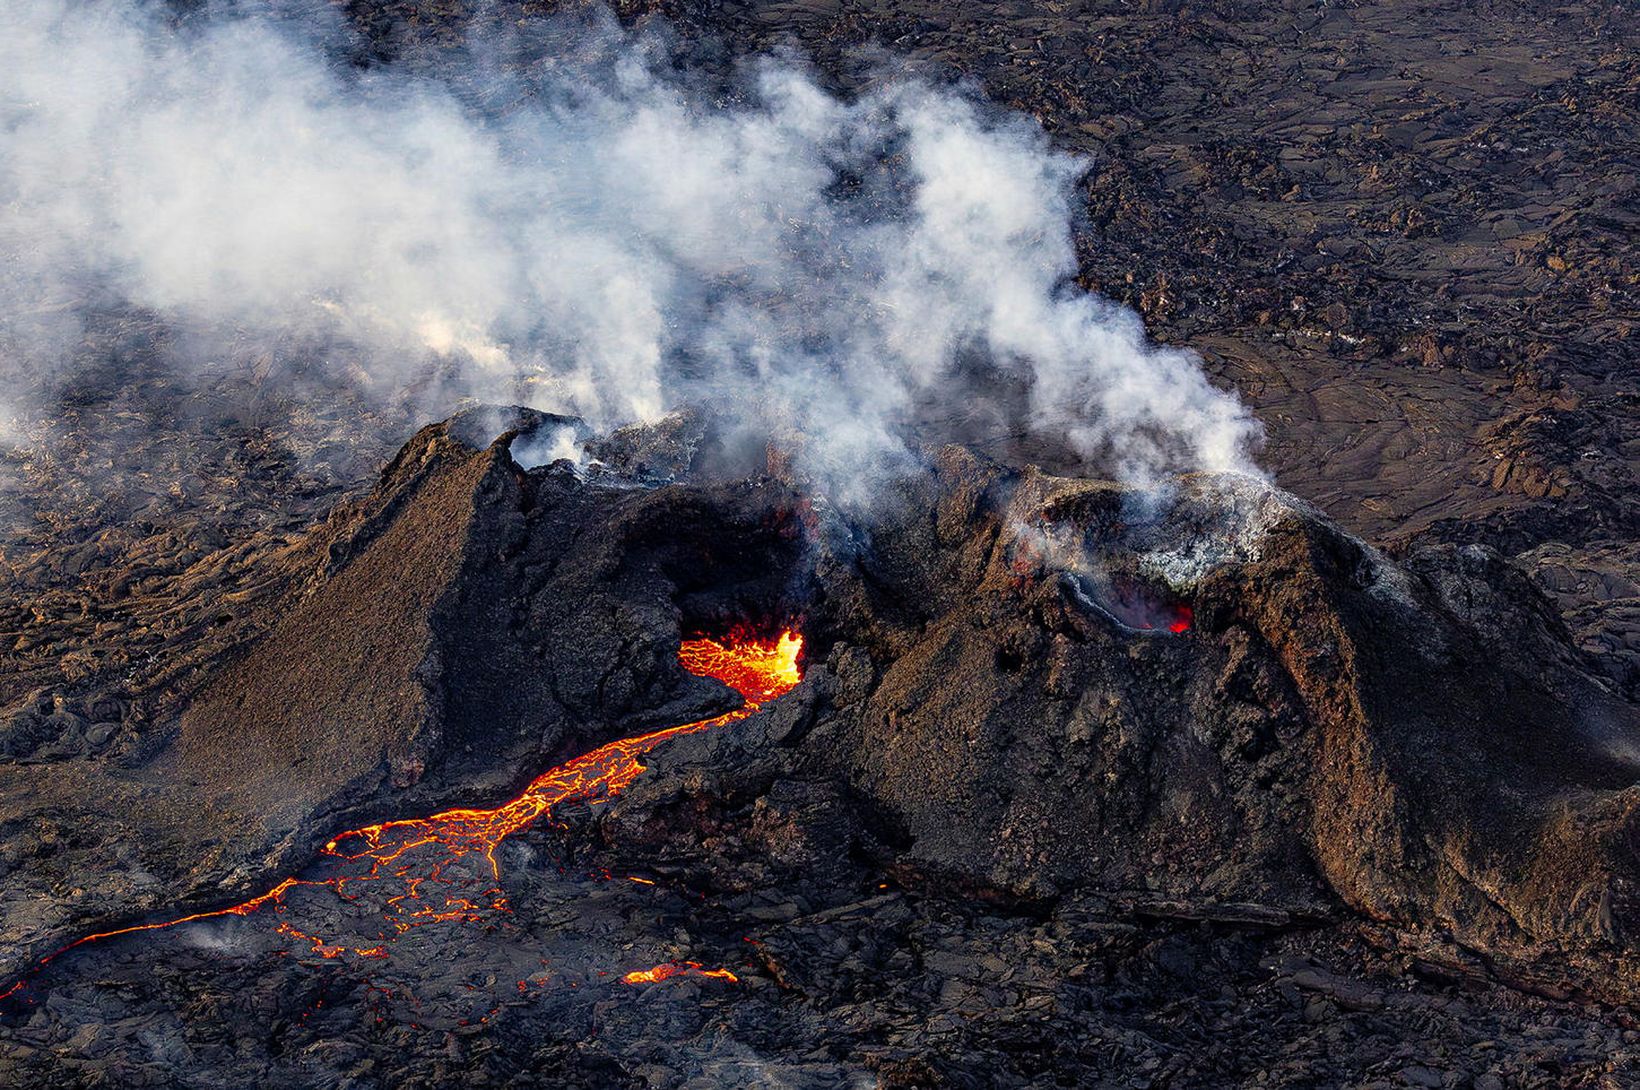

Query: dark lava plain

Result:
[2,1,1639,1088]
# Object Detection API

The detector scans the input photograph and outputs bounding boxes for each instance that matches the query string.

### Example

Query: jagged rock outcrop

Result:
[604,443,1640,1001]
[799,454,1640,999]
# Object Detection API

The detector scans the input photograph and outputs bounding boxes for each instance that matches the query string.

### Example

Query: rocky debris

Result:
[700,446,1637,1005]
[4,768,1640,1089]
[28,860,1640,1089]
[1,408,1637,1086]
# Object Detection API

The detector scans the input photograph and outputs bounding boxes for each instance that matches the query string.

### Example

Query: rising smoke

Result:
[0,0,1262,502]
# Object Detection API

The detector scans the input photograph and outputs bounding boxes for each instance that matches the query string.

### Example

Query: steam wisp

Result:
[1,1,1262,501]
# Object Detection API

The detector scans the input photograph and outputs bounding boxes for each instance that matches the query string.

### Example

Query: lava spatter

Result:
[11,630,803,992]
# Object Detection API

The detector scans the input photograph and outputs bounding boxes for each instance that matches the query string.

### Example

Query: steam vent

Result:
[4,1,1640,1087]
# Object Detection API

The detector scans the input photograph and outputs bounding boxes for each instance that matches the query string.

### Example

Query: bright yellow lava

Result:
[621,961,739,985]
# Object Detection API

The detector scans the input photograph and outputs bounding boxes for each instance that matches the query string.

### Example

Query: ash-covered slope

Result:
[177,404,801,830]
[780,447,1640,999]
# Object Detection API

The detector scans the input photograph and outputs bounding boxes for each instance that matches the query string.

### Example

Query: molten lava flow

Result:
[621,961,739,985]
[14,630,803,989]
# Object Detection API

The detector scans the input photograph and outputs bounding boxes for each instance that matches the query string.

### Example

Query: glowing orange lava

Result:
[13,629,803,990]
[621,961,739,985]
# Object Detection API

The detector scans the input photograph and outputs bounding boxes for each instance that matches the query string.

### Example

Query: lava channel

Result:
[8,629,803,994]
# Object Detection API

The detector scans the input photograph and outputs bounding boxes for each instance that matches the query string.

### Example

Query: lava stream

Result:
[17,630,803,982]
[621,961,739,985]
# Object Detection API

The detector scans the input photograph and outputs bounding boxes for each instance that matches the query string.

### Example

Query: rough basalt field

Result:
[2,2,1638,1088]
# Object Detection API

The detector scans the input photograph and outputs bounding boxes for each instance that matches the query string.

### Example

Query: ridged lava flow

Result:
[19,630,803,980]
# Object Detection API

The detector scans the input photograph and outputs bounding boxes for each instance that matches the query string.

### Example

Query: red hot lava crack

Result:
[7,629,804,993]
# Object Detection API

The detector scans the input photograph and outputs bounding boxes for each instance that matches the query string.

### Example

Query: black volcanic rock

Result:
[3,413,1639,1087]
[771,447,1640,1000]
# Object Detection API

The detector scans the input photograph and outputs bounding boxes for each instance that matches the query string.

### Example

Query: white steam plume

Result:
[0,1,1262,501]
